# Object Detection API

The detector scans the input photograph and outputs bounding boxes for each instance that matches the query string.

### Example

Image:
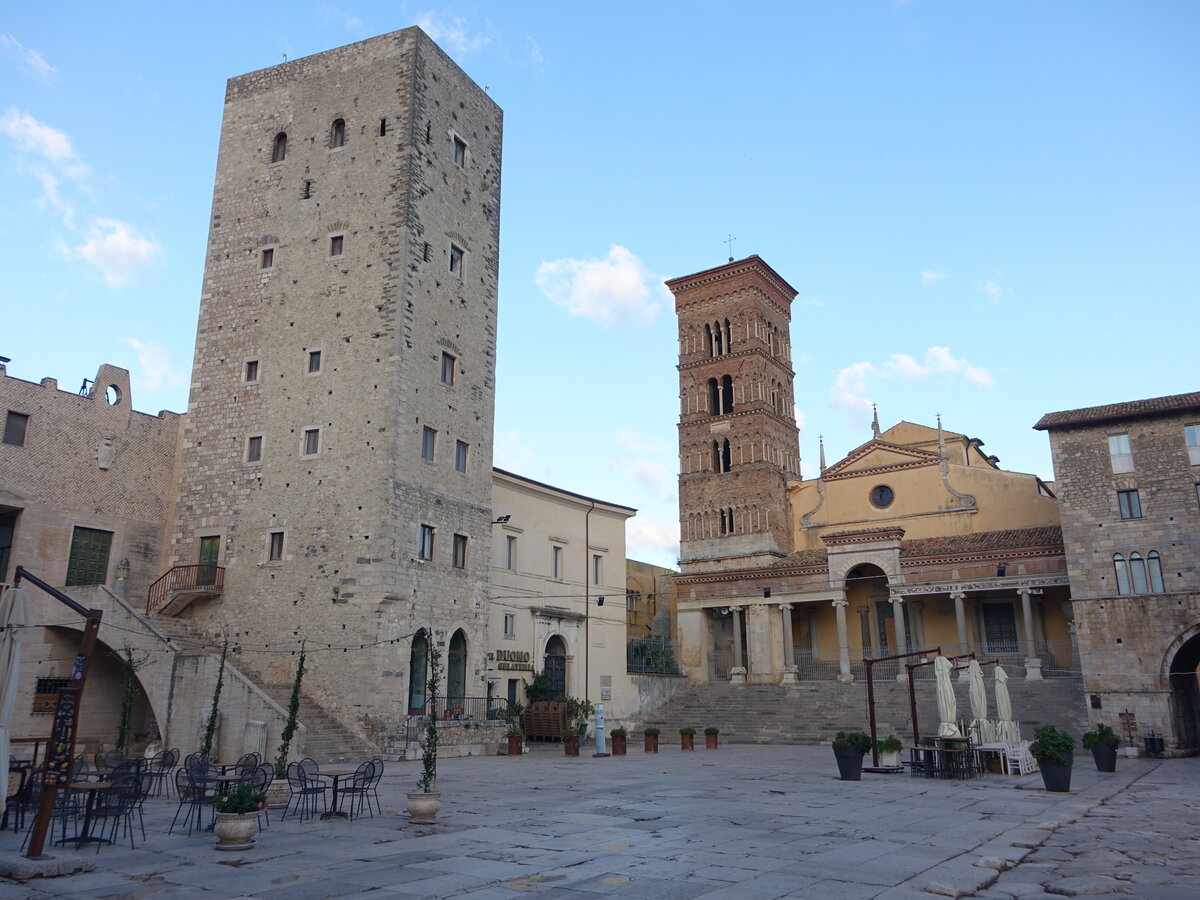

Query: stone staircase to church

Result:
[148,615,373,764]
[640,678,1088,745]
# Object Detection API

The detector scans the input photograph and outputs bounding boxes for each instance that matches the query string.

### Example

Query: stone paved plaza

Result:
[0,744,1195,898]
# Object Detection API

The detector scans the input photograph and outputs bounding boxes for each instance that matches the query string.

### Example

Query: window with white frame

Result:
[308,350,322,373]
[303,428,320,456]
[329,234,344,258]
[244,360,260,383]
[503,613,515,637]
[1108,433,1134,474]
[246,434,263,463]
[268,531,285,562]
[419,524,435,561]
[421,426,437,461]
[261,247,274,269]
[1186,424,1200,465]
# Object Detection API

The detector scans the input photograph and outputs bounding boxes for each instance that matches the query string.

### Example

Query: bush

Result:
[704,727,719,735]
[610,727,627,738]
[1082,723,1120,750]
[644,727,661,736]
[1031,725,1075,765]
[832,731,872,754]
[679,727,696,735]
[875,735,902,754]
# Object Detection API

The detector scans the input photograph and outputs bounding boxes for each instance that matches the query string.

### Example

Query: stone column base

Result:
[780,666,798,684]
[895,670,909,683]
[837,671,855,684]
[729,666,747,684]
[1024,658,1043,681]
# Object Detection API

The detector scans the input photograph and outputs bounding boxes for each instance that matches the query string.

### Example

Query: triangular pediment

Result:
[821,438,940,481]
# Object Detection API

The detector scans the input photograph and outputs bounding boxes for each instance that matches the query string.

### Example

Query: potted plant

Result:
[1031,725,1075,792]
[506,727,524,756]
[269,644,305,808]
[875,735,903,768]
[212,781,266,850]
[407,648,442,822]
[561,695,595,740]
[832,731,872,781]
[679,727,696,751]
[610,727,628,756]
[643,727,660,753]
[704,727,719,750]
[561,727,581,756]
[1082,723,1120,773]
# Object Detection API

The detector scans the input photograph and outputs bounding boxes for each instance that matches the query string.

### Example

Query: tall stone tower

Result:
[669,256,800,574]
[170,28,502,741]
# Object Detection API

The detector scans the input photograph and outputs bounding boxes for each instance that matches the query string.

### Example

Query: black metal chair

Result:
[91,773,144,852]
[337,761,373,820]
[169,766,216,835]
[144,748,178,798]
[283,761,326,821]
[367,758,384,816]
[2,764,32,832]
[247,764,273,828]
[19,778,84,851]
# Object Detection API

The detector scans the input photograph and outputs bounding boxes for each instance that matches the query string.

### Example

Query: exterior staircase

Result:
[640,678,1088,746]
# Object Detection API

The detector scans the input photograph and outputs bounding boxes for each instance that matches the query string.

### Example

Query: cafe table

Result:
[57,780,112,849]
[319,768,357,819]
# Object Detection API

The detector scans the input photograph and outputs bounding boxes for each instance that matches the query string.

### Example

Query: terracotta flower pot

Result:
[507,735,523,756]
[644,734,659,753]
[680,733,695,751]
[213,811,259,850]
[563,734,580,756]
[611,734,627,755]
[705,732,719,750]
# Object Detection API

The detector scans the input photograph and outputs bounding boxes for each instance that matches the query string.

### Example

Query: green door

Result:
[198,536,220,585]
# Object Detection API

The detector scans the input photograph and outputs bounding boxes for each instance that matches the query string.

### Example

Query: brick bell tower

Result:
[668,255,801,573]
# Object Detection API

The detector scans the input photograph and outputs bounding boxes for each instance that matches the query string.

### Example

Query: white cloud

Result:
[415,12,490,56]
[627,516,679,562]
[831,361,877,415]
[921,270,948,283]
[614,427,660,455]
[60,218,161,287]
[0,34,57,82]
[492,428,539,474]
[535,244,667,328]
[794,406,806,435]
[526,35,544,69]
[0,107,78,162]
[121,337,186,392]
[983,278,1006,300]
[885,346,994,386]
[618,458,671,499]
[319,4,363,31]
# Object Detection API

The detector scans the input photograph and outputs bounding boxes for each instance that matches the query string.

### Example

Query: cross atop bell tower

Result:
[668,255,801,573]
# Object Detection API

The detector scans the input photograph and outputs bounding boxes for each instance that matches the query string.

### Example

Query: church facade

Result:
[670,257,1074,689]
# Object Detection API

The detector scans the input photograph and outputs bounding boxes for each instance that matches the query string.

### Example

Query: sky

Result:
[2,2,1197,570]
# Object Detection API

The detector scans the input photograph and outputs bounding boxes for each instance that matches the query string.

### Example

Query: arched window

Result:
[330,118,346,148]
[447,629,467,707]
[271,132,287,163]
[1148,551,1165,593]
[721,375,733,414]
[713,321,724,356]
[407,629,429,713]
[704,324,713,357]
[708,377,719,414]
[712,439,731,473]
[723,318,732,353]
[1113,554,1130,596]
[1129,552,1148,594]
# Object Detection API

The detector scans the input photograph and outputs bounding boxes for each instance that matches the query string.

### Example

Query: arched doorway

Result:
[407,630,429,714]
[846,563,898,653]
[544,635,567,697]
[1168,632,1200,749]
[447,629,467,708]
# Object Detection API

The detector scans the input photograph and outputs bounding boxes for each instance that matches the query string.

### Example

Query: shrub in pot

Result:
[832,731,872,781]
[679,727,696,751]
[506,727,524,756]
[561,728,580,756]
[875,734,903,767]
[643,727,660,753]
[1082,723,1120,773]
[1031,725,1075,792]
[610,727,627,756]
[704,727,719,750]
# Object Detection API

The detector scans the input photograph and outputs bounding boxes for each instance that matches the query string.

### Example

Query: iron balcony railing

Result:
[146,564,225,614]
[402,696,515,745]
[627,636,682,675]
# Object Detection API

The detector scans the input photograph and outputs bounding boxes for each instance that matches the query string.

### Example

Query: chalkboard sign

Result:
[45,688,80,786]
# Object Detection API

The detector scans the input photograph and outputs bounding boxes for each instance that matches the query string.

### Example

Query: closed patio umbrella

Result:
[994,665,1017,742]
[0,586,32,819]
[934,655,960,737]
[967,659,989,742]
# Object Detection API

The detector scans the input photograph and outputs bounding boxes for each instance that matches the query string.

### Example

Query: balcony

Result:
[147,564,225,616]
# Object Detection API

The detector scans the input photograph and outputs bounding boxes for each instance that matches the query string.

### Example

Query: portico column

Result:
[833,599,853,683]
[951,591,968,655]
[891,595,909,681]
[729,606,746,684]
[1018,589,1043,681]
[780,604,798,683]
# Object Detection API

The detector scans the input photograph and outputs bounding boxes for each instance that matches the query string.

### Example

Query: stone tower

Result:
[669,256,801,574]
[170,28,502,742]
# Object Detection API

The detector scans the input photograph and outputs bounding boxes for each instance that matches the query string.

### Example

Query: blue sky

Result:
[2,2,1197,569]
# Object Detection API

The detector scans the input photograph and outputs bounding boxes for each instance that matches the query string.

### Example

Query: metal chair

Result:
[247,764,273,827]
[367,758,384,816]
[338,761,374,820]
[91,773,145,852]
[283,761,327,821]
[169,766,216,835]
[144,748,178,798]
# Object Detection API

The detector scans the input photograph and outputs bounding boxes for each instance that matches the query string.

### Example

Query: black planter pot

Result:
[1039,752,1073,792]
[833,747,865,781]
[1091,743,1117,773]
